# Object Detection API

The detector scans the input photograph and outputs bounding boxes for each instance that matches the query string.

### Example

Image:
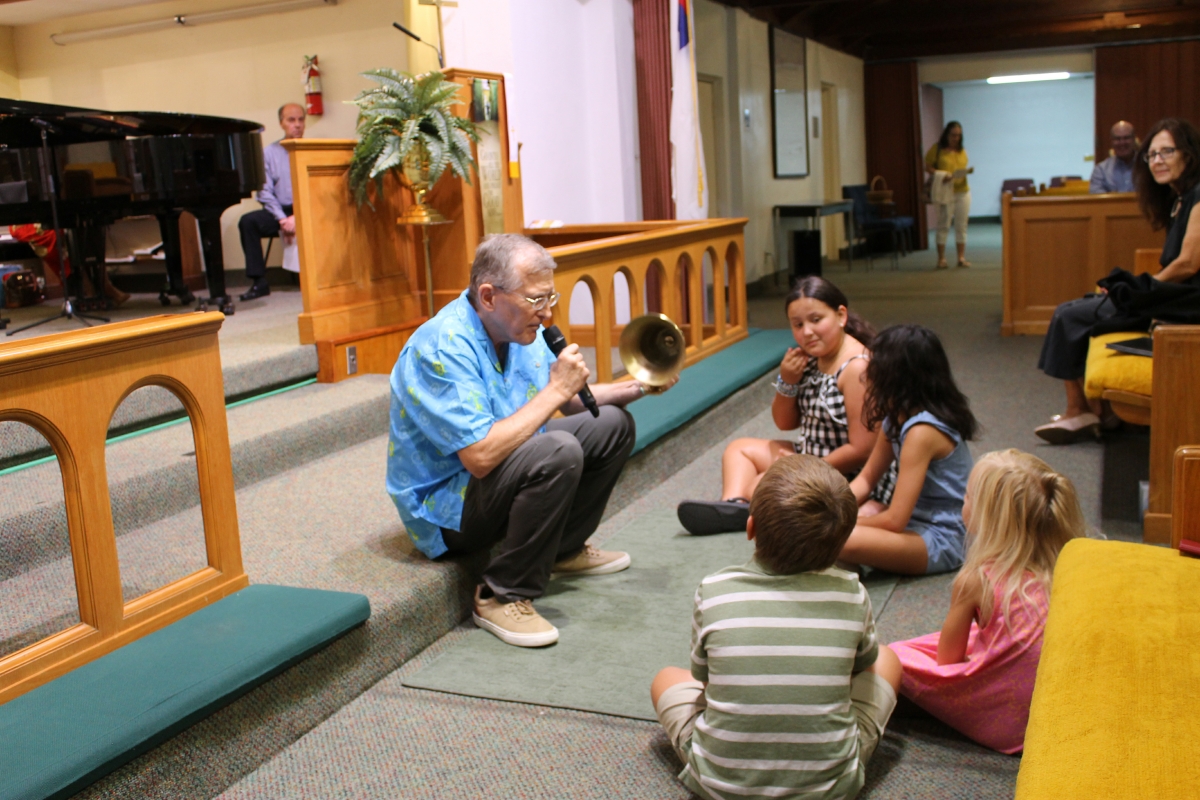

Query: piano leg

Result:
[194,210,234,316]
[156,211,195,307]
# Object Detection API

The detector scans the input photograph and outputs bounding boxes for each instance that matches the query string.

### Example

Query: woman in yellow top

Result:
[925,121,974,269]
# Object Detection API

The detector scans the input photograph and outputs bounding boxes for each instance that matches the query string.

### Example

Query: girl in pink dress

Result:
[890,449,1087,753]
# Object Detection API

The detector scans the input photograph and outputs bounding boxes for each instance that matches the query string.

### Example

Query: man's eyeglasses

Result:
[502,289,560,311]
[1144,147,1178,163]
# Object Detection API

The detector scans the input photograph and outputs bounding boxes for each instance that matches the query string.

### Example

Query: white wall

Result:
[695,0,865,283]
[919,48,1093,85]
[940,76,1095,216]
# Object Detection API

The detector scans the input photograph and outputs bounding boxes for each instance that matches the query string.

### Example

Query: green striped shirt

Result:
[683,558,878,800]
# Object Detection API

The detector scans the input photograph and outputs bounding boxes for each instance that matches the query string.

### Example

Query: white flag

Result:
[669,0,708,220]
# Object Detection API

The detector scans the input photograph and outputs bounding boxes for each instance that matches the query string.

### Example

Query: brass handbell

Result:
[619,313,687,390]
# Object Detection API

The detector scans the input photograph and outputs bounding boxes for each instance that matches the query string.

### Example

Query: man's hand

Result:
[779,347,807,384]
[280,215,296,234]
[548,343,590,404]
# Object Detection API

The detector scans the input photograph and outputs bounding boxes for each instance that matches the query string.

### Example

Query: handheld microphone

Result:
[542,325,599,418]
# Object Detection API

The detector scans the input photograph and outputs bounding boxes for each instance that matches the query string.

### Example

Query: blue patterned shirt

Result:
[386,290,553,558]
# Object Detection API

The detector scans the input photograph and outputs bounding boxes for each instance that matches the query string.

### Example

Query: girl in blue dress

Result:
[844,324,977,575]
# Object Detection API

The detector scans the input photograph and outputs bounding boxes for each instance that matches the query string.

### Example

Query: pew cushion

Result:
[0,584,370,800]
[1084,332,1153,399]
[1016,539,1200,799]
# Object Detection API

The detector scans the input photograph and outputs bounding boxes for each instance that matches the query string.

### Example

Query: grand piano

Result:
[0,98,265,314]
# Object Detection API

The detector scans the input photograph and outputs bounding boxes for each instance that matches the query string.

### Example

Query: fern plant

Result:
[347,68,480,206]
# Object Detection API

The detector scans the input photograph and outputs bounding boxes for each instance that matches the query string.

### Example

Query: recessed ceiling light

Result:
[986,72,1071,84]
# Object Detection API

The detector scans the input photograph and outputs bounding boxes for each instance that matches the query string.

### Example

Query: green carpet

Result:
[1,584,370,800]
[404,506,897,721]
[628,328,795,454]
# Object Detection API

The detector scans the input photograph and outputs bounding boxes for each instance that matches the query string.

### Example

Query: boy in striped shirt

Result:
[651,455,902,799]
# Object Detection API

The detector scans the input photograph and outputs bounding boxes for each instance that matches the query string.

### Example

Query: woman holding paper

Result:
[925,121,974,269]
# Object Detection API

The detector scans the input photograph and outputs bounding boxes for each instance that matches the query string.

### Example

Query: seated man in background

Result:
[1089,120,1137,194]
[387,234,665,648]
[237,102,305,301]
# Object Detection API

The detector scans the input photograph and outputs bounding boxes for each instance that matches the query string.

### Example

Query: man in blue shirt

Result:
[387,234,665,647]
[237,103,305,301]
[1089,121,1137,194]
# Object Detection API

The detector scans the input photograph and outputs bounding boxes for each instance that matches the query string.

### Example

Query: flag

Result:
[669,0,708,220]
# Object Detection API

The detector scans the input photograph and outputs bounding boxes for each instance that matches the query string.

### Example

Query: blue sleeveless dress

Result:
[885,411,973,574]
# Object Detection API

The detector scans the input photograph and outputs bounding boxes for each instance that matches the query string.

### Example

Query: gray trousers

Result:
[442,405,636,603]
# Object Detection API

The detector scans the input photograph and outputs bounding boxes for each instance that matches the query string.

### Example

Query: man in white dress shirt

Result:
[237,103,305,300]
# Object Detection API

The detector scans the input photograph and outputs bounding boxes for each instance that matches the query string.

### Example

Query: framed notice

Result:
[770,27,809,178]
[472,78,505,235]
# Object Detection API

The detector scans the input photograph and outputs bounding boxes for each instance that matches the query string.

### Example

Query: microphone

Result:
[393,22,444,68]
[542,325,599,418]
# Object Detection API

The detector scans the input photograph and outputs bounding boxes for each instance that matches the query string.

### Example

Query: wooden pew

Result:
[1001,192,1163,335]
[1016,443,1200,799]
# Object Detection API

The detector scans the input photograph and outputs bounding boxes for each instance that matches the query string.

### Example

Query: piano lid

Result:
[0,99,263,148]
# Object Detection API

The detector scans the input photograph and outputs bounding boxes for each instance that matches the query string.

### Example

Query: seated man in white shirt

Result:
[237,103,305,301]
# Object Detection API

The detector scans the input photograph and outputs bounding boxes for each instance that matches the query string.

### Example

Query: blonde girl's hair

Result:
[955,449,1087,629]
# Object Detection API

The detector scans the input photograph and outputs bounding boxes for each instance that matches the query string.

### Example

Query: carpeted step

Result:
[0,345,319,468]
[60,348,785,800]
[0,375,390,586]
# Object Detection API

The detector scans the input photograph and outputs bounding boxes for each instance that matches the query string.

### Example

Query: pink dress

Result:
[890,571,1049,754]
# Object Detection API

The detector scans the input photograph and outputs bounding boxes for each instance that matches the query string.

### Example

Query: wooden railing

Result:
[0,314,246,703]
[533,219,749,383]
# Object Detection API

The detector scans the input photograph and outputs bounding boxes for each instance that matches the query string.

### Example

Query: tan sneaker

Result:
[471,586,558,647]
[552,544,631,576]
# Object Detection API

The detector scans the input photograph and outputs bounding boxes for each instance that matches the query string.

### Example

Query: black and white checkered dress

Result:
[791,354,897,504]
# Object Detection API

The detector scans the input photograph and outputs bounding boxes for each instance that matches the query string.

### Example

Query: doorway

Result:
[697,74,724,218]
[820,83,843,260]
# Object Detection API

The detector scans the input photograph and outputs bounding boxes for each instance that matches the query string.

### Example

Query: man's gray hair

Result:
[468,234,556,301]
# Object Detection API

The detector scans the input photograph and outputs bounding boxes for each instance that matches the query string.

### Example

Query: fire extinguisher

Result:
[303,55,323,116]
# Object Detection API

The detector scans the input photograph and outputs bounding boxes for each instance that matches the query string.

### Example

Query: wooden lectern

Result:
[286,69,523,382]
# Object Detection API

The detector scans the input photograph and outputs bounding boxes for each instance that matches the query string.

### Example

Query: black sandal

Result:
[677,498,751,536]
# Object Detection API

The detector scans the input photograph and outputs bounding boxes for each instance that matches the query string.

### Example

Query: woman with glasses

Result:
[1034,117,1200,444]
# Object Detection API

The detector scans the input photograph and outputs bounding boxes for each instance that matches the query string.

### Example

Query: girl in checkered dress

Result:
[678,277,894,536]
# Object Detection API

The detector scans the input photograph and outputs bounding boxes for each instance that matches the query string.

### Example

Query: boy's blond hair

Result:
[957,449,1087,628]
[750,455,858,574]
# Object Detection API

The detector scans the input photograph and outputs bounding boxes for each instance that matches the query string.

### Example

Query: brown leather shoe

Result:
[471,586,558,647]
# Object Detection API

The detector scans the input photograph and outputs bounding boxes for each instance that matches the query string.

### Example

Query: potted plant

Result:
[347,68,480,223]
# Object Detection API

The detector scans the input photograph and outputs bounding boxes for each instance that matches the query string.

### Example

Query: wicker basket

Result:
[866,175,893,203]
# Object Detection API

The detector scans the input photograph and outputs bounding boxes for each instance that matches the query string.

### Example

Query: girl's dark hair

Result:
[784,276,876,347]
[938,121,963,151]
[1133,117,1200,230]
[863,324,978,441]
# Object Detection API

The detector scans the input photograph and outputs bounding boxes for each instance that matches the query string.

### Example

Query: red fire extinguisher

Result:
[303,55,323,116]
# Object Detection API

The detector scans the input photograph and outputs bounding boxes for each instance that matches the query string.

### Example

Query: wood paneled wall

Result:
[633,0,674,220]
[865,61,927,249]
[1096,41,1200,159]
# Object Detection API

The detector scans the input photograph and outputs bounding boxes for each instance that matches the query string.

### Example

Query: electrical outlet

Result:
[347,345,358,375]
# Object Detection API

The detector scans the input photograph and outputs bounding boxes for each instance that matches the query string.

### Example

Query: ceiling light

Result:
[986,72,1071,85]
[51,0,336,45]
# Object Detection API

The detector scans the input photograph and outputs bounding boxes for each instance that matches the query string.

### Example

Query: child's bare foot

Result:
[956,259,971,268]
[936,259,949,269]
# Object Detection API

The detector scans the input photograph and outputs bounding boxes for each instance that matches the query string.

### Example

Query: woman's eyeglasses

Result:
[1144,147,1178,163]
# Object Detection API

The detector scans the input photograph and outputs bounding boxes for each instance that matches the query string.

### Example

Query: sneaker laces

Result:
[504,599,538,620]
[580,544,602,559]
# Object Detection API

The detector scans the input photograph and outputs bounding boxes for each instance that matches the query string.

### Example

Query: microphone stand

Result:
[393,22,444,68]
[7,120,109,336]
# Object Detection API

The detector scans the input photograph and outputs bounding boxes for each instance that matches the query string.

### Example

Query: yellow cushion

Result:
[1083,332,1153,399]
[1016,539,1200,799]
